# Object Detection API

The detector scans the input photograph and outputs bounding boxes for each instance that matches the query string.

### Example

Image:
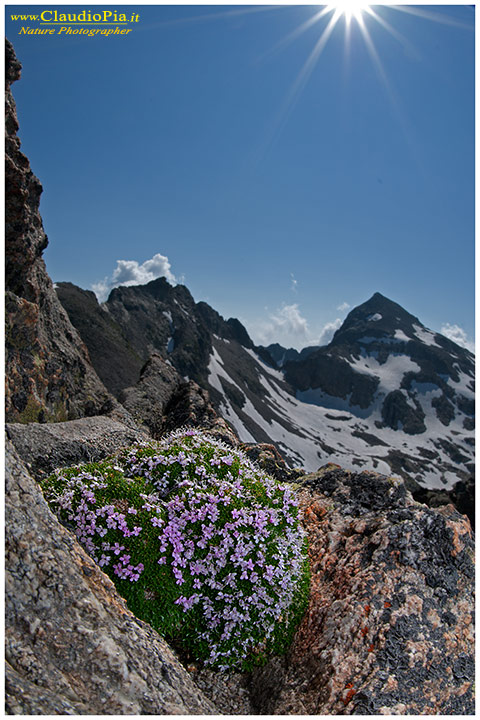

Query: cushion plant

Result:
[41,428,310,670]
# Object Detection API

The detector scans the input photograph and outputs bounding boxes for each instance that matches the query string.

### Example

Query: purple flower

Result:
[43,428,308,672]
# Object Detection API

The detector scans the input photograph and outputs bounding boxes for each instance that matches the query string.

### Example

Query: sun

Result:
[326,2,370,23]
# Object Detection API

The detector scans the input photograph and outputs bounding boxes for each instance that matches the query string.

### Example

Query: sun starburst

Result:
[326,2,370,23]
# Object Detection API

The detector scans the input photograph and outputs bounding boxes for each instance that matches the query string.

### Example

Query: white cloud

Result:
[251,303,309,348]
[337,301,350,312]
[249,303,345,351]
[317,318,342,346]
[272,304,309,335]
[92,253,176,302]
[440,323,475,353]
[290,273,298,292]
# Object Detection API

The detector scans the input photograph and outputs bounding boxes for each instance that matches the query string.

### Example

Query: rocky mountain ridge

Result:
[56,279,474,496]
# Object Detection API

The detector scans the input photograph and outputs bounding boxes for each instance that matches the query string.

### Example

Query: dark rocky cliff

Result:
[5,39,116,423]
[56,277,255,395]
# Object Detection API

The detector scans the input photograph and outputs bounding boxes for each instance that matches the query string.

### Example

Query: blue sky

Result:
[6,3,475,350]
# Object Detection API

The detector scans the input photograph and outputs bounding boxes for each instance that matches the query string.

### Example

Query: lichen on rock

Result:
[250,464,475,715]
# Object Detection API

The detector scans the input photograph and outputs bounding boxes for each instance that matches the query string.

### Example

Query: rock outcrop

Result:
[251,465,475,715]
[5,438,217,714]
[5,416,149,479]
[118,351,241,444]
[5,39,116,423]
[118,353,184,435]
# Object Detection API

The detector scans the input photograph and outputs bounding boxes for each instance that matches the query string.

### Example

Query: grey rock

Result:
[119,352,182,436]
[6,416,149,478]
[119,352,240,445]
[250,464,475,715]
[5,439,217,715]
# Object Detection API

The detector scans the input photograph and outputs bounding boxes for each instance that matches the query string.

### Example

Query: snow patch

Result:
[412,324,440,347]
[162,310,173,325]
[349,353,421,395]
[206,338,472,491]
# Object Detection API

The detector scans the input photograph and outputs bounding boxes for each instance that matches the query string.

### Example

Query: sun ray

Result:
[354,12,426,178]
[276,11,343,126]
[258,9,343,159]
[257,7,332,65]
[388,5,474,31]
[287,10,343,104]
[326,2,368,23]
[363,6,419,58]
[355,13,392,98]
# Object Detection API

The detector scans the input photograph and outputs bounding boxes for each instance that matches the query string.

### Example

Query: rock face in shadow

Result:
[5,438,217,715]
[119,352,184,435]
[5,39,116,423]
[118,352,240,446]
[250,465,475,715]
[53,282,144,396]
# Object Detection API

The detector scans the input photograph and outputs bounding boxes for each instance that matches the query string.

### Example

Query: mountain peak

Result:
[331,293,422,346]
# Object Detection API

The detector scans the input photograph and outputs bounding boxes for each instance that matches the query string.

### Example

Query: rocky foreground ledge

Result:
[5,418,475,715]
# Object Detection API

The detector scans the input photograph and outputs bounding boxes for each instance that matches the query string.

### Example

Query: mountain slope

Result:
[57,283,474,491]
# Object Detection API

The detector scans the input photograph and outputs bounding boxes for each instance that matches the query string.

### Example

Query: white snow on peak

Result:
[166,337,175,354]
[367,313,382,322]
[447,365,475,399]
[173,300,190,317]
[394,329,410,342]
[207,346,256,443]
[412,324,440,347]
